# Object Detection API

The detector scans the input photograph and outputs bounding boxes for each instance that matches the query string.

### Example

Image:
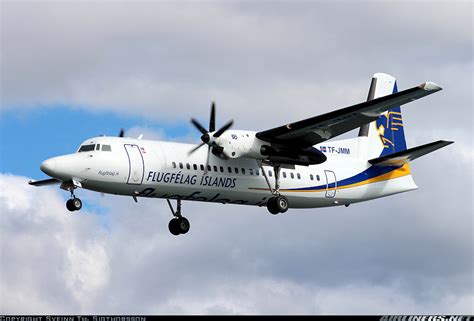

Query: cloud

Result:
[1,167,472,314]
[1,1,472,129]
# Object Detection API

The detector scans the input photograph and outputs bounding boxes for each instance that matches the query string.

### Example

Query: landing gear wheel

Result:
[66,198,82,212]
[266,196,289,214]
[168,217,190,235]
[275,195,289,213]
[66,199,75,212]
[267,197,280,215]
[168,219,181,235]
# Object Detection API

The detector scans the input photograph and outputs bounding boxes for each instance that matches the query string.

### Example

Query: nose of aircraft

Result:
[40,158,57,177]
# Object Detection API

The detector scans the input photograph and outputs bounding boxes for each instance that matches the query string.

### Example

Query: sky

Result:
[0,0,473,315]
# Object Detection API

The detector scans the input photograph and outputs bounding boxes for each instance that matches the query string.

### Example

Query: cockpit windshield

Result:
[78,144,96,152]
[77,143,113,152]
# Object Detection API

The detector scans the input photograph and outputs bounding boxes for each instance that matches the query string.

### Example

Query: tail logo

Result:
[376,111,404,150]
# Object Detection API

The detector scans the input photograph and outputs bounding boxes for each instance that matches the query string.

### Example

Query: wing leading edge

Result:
[256,82,442,148]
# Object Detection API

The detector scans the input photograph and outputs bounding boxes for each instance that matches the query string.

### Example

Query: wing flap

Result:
[368,140,454,167]
[256,82,442,148]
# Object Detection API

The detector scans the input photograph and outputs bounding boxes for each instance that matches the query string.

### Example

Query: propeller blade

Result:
[191,118,208,135]
[119,128,125,137]
[209,101,216,132]
[213,120,233,137]
[204,145,211,175]
[188,142,206,155]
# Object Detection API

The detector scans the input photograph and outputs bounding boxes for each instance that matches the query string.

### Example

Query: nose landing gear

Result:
[65,187,82,212]
[166,199,190,235]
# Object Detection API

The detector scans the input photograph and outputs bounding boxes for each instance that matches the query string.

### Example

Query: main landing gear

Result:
[259,162,289,215]
[166,199,190,235]
[65,189,82,212]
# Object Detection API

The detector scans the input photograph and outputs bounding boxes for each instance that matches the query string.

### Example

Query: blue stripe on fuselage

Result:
[287,164,399,191]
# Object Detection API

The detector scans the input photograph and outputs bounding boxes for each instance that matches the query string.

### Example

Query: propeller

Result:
[189,101,233,173]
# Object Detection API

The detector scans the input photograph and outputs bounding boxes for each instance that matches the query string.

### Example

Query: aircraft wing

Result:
[256,82,442,148]
[28,178,61,186]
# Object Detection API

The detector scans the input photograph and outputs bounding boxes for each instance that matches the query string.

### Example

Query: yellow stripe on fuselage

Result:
[279,163,412,193]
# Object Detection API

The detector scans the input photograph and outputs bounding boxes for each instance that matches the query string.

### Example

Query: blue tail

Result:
[375,81,408,156]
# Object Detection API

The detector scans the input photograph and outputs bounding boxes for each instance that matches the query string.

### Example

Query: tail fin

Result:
[363,73,408,158]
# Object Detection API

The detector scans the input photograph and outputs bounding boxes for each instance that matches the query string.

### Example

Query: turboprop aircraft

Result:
[29,73,453,235]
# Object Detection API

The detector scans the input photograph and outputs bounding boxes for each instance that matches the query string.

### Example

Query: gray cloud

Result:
[1,1,472,129]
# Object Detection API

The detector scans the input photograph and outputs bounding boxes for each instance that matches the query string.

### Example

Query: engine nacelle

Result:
[214,130,327,165]
[214,130,267,159]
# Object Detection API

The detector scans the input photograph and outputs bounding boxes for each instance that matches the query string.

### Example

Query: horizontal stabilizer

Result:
[28,178,61,186]
[369,140,454,167]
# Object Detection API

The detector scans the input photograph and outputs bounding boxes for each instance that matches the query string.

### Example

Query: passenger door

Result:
[124,144,144,185]
[324,170,337,198]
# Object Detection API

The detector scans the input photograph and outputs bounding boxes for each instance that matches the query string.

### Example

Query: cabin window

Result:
[220,166,224,173]
[283,172,287,178]
[297,173,301,179]
[255,169,259,176]
[290,172,294,179]
[102,145,112,152]
[78,144,95,152]
[241,168,246,175]
[186,163,191,170]
[95,144,101,150]
[200,164,205,171]
[234,167,239,174]
[249,169,254,175]
[228,167,232,173]
[310,174,314,180]
[268,170,272,177]
[213,165,218,172]
[193,164,197,170]
[179,163,184,169]
[316,175,320,181]
[207,165,212,172]
[172,162,177,169]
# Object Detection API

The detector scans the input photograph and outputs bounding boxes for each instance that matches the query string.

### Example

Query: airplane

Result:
[29,73,453,235]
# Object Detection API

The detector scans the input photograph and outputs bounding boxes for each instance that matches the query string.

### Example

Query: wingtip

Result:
[435,140,454,148]
[419,82,442,91]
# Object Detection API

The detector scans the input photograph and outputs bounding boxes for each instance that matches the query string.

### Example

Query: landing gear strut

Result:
[259,162,289,215]
[65,189,82,212]
[166,199,190,235]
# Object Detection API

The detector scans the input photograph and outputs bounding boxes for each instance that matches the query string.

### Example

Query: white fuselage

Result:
[40,133,418,209]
